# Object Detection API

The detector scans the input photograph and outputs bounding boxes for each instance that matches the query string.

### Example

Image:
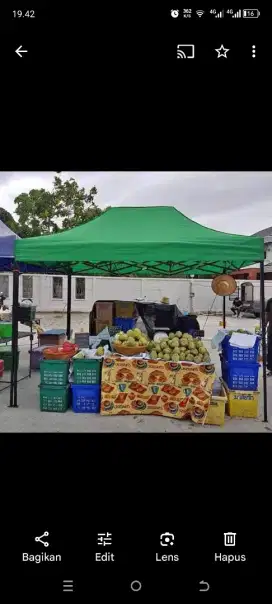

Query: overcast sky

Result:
[0,171,271,235]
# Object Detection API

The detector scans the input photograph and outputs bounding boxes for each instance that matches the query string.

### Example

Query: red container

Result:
[0,359,4,377]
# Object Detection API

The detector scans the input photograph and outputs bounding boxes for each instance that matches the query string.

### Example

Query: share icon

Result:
[35,531,50,547]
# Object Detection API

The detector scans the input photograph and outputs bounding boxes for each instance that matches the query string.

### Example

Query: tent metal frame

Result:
[8,259,268,423]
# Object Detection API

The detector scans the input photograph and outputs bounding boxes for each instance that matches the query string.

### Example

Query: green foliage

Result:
[0,208,19,234]
[13,173,105,238]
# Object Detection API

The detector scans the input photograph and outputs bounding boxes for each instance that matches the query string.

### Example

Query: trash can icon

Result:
[224,532,236,547]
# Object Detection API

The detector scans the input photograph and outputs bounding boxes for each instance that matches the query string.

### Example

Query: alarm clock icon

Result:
[170,9,179,18]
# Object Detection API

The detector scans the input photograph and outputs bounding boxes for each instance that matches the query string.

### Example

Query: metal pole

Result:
[260,261,268,422]
[66,270,72,340]
[9,268,20,408]
[189,280,194,314]
[222,296,226,328]
[29,320,33,378]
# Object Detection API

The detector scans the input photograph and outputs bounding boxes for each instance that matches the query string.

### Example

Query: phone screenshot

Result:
[0,5,270,598]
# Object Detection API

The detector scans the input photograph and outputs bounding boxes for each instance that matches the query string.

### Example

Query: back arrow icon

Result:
[15,45,28,58]
[199,581,210,592]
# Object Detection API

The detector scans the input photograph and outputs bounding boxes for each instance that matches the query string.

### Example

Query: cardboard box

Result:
[96,302,113,323]
[38,331,66,347]
[205,383,227,426]
[94,319,111,335]
[115,301,135,318]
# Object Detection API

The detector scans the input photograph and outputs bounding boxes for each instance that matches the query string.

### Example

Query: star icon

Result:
[215,44,230,58]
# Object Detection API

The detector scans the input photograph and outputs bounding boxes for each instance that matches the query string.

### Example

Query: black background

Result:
[1,5,271,597]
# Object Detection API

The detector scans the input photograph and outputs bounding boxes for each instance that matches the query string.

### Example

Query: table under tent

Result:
[13,206,266,417]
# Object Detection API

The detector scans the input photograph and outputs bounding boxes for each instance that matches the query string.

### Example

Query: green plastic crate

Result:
[40,359,69,386]
[0,346,20,371]
[0,323,12,338]
[39,385,70,412]
[73,358,101,384]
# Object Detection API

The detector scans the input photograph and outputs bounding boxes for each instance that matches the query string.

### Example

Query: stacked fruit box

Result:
[71,358,101,413]
[39,359,70,412]
[221,333,260,418]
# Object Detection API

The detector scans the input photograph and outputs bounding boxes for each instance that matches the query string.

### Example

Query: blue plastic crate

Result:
[222,334,260,364]
[71,384,101,413]
[114,317,136,332]
[221,358,259,391]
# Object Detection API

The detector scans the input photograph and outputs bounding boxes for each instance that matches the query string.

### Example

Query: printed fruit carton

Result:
[102,355,148,384]
[101,382,212,423]
[101,357,215,423]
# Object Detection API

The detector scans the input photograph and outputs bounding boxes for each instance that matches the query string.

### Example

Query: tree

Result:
[13,174,103,238]
[0,207,19,234]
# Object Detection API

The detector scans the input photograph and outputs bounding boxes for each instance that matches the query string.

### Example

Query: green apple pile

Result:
[147,331,211,363]
[114,328,149,347]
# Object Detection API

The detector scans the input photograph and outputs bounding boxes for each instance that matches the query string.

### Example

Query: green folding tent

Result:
[15,206,264,276]
[12,207,266,418]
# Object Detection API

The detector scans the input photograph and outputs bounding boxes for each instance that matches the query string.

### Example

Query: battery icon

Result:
[243,9,260,18]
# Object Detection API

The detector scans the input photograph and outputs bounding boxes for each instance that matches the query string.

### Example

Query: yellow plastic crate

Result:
[205,382,227,426]
[223,382,259,418]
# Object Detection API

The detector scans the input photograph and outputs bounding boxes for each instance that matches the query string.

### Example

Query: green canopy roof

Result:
[15,206,264,276]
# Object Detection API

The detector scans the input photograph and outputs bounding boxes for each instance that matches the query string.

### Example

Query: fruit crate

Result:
[223,382,259,418]
[221,334,260,364]
[39,385,70,412]
[221,358,259,391]
[0,346,20,371]
[71,384,101,413]
[114,317,137,332]
[0,322,12,338]
[72,358,101,385]
[205,381,227,426]
[40,359,69,386]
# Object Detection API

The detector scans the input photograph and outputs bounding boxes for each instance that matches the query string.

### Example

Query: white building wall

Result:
[1,273,272,314]
[265,243,272,261]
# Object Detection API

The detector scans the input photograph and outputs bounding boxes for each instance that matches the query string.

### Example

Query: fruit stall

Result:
[35,327,217,424]
[12,206,266,418]
[32,322,263,426]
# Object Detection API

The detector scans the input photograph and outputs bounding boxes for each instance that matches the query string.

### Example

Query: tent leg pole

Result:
[9,268,20,408]
[222,296,226,329]
[66,270,72,340]
[260,261,268,423]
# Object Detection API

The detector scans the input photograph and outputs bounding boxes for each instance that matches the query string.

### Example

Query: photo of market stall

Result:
[11,206,266,426]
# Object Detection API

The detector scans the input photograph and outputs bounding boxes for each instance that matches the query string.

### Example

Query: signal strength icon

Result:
[215,10,224,18]
[196,10,205,18]
[232,9,242,18]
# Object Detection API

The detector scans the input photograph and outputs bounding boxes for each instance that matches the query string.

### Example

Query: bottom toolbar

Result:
[1,568,266,596]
